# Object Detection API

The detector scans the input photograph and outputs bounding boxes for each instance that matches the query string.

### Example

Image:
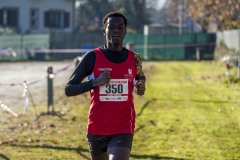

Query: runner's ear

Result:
[102,28,106,36]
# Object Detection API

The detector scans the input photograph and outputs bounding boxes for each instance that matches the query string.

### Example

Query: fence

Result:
[0,34,49,60]
[217,29,240,51]
[1,31,236,61]
[0,34,49,49]
[0,60,79,118]
[50,32,217,61]
[124,33,216,60]
[217,29,240,81]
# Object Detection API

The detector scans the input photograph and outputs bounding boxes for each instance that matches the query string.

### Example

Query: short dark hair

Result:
[102,11,127,29]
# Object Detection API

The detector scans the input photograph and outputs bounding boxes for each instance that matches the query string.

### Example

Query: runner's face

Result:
[103,16,126,50]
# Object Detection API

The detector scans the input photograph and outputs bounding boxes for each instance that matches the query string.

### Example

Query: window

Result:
[30,8,39,29]
[44,10,69,29]
[0,8,18,27]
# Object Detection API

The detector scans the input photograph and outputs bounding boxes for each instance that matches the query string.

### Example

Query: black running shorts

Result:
[87,133,133,157]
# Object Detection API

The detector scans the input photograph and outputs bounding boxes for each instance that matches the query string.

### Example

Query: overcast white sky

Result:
[157,0,166,9]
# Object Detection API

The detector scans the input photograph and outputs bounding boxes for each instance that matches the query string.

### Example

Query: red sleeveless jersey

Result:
[87,48,136,135]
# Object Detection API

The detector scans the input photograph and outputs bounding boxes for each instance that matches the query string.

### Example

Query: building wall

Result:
[0,0,74,33]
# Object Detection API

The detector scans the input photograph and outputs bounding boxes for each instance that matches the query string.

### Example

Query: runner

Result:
[65,11,146,160]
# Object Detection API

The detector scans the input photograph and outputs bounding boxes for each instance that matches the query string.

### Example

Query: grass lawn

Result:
[0,61,240,160]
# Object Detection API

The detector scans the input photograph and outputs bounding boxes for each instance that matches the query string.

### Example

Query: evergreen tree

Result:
[75,0,155,33]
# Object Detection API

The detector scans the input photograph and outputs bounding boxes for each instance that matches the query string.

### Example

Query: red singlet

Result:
[87,48,136,135]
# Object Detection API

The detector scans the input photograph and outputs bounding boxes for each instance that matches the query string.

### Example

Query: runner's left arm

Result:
[134,53,146,96]
[134,53,146,83]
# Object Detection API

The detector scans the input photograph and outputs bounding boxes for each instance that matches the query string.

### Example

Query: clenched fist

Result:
[135,81,146,96]
[92,71,111,87]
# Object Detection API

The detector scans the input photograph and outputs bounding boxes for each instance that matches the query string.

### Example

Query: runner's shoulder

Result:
[133,52,143,63]
[82,49,96,62]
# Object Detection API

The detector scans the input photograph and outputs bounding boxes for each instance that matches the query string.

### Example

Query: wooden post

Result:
[47,66,54,113]
[238,59,240,79]
[75,56,82,67]
[143,25,149,60]
[196,47,200,61]
[226,63,230,84]
[36,66,64,120]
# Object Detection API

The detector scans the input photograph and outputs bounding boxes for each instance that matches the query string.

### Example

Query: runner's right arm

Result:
[65,51,96,97]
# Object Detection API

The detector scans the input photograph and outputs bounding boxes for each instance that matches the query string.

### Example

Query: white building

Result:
[0,0,75,33]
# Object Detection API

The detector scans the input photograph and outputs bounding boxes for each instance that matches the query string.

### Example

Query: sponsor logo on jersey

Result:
[124,68,135,81]
[98,68,112,71]
[128,69,132,74]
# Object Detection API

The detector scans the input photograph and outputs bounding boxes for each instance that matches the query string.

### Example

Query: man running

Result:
[65,11,146,160]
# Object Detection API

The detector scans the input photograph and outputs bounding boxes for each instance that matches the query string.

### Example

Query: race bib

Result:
[99,79,128,101]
